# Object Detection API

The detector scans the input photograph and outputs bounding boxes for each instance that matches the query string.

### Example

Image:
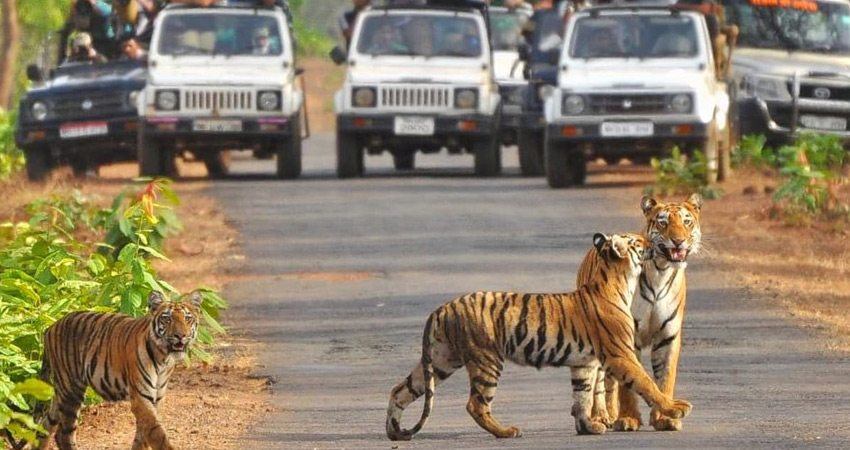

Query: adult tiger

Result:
[36,291,202,450]
[385,233,692,440]
[577,194,702,432]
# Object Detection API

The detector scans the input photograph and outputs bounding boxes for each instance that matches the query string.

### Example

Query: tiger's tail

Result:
[387,314,438,441]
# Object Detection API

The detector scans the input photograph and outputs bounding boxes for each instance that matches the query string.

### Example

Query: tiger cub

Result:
[385,233,692,440]
[578,194,702,432]
[37,291,202,450]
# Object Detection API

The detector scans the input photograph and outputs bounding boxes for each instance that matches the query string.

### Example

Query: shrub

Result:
[0,109,26,180]
[0,179,227,446]
[645,147,724,200]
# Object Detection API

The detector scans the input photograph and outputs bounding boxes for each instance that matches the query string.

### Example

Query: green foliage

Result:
[294,19,335,57]
[0,179,227,445]
[733,134,776,169]
[645,147,725,200]
[0,109,26,180]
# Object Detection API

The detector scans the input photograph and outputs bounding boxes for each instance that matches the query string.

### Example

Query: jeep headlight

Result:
[499,85,523,106]
[454,88,478,109]
[31,101,48,121]
[128,90,140,108]
[563,94,585,115]
[155,90,179,111]
[258,91,281,111]
[352,87,376,108]
[538,84,555,101]
[669,94,692,114]
[742,75,791,101]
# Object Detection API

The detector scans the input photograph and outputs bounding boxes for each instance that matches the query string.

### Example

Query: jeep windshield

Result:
[723,0,850,54]
[490,9,528,51]
[569,14,699,59]
[356,14,483,58]
[158,12,284,57]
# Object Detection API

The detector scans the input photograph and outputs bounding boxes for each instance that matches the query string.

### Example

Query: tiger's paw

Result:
[592,413,614,428]
[652,416,683,431]
[612,416,642,432]
[495,426,523,438]
[660,399,692,419]
[575,418,607,435]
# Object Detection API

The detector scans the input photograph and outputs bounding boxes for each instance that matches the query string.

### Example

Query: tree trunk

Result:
[0,0,20,110]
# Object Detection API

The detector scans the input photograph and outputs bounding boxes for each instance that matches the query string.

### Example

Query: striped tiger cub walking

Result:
[37,291,202,450]
[385,233,692,440]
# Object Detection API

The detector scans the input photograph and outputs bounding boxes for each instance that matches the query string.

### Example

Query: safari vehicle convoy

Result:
[138,1,306,179]
[16,60,146,181]
[331,0,503,178]
[723,0,850,147]
[489,5,532,151]
[543,0,737,188]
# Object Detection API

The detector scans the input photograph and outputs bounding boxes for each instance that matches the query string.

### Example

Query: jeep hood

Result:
[732,48,850,77]
[561,67,707,91]
[347,64,489,85]
[31,62,146,95]
[493,51,524,82]
[149,64,293,87]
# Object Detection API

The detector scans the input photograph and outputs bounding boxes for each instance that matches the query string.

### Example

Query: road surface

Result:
[206,134,850,449]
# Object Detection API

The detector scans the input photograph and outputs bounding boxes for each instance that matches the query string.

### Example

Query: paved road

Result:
[207,134,850,450]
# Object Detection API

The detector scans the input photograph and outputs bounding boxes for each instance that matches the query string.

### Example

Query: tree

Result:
[0,0,20,110]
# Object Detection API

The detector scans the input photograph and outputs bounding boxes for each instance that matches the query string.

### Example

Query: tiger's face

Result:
[641,193,702,269]
[147,291,203,356]
[593,232,651,276]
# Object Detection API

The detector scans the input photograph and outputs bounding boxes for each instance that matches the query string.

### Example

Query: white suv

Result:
[138,1,304,178]
[543,4,731,188]
[331,3,501,177]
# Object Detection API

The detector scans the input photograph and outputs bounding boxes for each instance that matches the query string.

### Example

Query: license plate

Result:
[800,115,847,131]
[59,121,108,139]
[394,116,435,136]
[192,119,243,132]
[600,122,654,137]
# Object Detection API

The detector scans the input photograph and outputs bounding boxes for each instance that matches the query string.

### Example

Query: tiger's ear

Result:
[593,233,609,253]
[640,196,658,216]
[187,291,204,310]
[685,193,703,212]
[147,291,164,313]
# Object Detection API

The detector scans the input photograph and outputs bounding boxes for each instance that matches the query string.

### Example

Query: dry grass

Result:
[707,167,850,352]
[0,163,271,450]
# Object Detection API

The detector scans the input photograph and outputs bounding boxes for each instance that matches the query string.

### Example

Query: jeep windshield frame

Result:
[723,0,850,54]
[567,11,702,60]
[353,11,486,59]
[156,10,287,58]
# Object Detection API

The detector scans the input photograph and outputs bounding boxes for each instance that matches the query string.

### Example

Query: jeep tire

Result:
[138,128,163,177]
[473,134,501,177]
[276,114,302,179]
[24,147,51,181]
[518,130,544,177]
[204,150,232,179]
[545,139,586,188]
[337,129,363,178]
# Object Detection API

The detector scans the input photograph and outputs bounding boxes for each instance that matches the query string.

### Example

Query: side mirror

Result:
[517,43,531,61]
[329,46,347,66]
[295,67,305,76]
[26,64,44,83]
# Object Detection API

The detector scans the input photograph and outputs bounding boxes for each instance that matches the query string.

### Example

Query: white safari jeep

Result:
[543,3,731,188]
[138,1,304,178]
[331,3,501,177]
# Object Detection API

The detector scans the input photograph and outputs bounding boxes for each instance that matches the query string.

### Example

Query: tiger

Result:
[35,290,202,450]
[577,193,702,433]
[385,232,692,441]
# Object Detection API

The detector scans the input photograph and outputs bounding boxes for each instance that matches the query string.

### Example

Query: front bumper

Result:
[739,97,850,142]
[141,116,296,152]
[546,117,708,141]
[16,116,139,161]
[337,113,495,137]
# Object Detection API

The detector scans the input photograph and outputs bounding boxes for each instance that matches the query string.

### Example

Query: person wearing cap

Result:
[66,32,109,63]
[252,27,273,54]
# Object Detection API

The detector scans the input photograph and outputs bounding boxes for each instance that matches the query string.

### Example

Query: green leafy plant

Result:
[645,147,725,200]
[0,179,227,446]
[732,133,776,169]
[0,109,26,180]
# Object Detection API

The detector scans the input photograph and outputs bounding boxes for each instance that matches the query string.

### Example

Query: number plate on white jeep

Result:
[59,121,108,139]
[192,119,243,133]
[394,116,435,136]
[600,122,654,137]
[800,115,846,131]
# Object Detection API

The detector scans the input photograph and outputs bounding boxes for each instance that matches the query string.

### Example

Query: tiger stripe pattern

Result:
[385,233,692,440]
[578,194,702,432]
[37,291,202,450]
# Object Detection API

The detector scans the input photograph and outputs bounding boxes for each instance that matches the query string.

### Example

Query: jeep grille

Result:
[53,92,127,119]
[378,86,451,110]
[182,89,254,113]
[586,94,668,115]
[792,83,850,102]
